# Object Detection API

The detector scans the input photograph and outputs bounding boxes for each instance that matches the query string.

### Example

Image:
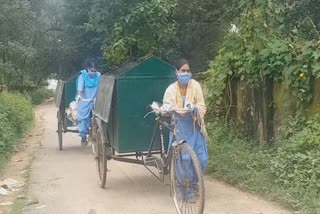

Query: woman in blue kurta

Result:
[76,62,101,146]
[163,59,208,201]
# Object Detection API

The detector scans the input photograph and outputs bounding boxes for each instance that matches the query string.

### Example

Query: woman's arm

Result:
[77,74,84,97]
[163,84,175,106]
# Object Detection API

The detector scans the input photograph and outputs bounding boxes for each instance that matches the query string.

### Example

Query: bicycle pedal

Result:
[144,157,157,167]
[145,156,156,162]
[163,167,169,175]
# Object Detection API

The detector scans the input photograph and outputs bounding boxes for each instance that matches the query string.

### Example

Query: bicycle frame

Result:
[92,108,187,182]
[144,112,183,181]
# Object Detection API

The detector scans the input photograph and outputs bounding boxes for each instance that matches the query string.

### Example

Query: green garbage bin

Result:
[64,77,77,108]
[94,56,176,153]
[54,73,79,150]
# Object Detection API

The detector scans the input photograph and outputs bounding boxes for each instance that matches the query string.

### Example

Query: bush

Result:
[206,122,274,190]
[207,118,320,212]
[270,116,320,192]
[27,88,54,105]
[0,93,33,155]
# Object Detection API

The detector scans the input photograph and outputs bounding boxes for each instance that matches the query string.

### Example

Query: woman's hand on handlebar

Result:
[160,103,172,112]
[76,95,82,103]
[161,104,194,114]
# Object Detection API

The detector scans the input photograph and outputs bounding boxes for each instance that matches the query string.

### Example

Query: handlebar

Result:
[144,106,194,119]
[162,108,193,113]
[79,98,95,102]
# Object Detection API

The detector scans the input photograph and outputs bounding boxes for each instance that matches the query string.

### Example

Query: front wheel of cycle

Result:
[170,143,205,214]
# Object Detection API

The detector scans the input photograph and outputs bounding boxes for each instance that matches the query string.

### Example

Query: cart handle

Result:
[79,98,96,102]
[143,103,193,119]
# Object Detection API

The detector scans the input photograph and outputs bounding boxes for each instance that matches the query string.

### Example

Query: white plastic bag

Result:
[66,101,78,125]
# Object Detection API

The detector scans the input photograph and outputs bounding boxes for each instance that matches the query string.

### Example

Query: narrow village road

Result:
[16,103,291,214]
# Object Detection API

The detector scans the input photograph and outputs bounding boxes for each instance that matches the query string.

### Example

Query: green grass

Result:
[25,88,54,105]
[206,121,320,214]
[0,92,33,175]
[0,93,33,155]
[9,199,28,214]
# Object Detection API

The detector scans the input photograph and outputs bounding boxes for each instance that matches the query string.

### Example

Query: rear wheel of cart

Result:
[57,110,63,151]
[96,126,107,188]
[89,118,98,157]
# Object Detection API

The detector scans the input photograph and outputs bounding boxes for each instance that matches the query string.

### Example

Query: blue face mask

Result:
[88,71,97,78]
[177,72,192,85]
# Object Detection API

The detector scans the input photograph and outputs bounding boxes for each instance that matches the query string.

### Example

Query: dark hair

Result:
[87,62,96,69]
[174,58,190,70]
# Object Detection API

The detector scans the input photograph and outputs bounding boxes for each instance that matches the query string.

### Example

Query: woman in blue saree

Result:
[163,59,208,202]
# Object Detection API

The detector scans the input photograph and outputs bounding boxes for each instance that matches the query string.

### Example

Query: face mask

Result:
[88,71,97,78]
[177,72,192,85]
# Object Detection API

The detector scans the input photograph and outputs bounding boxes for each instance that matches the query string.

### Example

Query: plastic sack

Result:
[66,101,78,125]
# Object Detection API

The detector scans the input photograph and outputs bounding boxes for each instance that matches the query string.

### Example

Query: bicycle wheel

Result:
[57,110,63,151]
[170,143,205,214]
[96,127,107,188]
[89,119,98,157]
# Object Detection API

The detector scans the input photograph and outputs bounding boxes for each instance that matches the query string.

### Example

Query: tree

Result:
[86,0,178,65]
[0,0,38,90]
[281,0,320,40]
[62,0,104,73]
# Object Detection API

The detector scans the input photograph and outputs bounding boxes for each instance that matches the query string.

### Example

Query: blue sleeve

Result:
[97,72,101,86]
[77,74,84,92]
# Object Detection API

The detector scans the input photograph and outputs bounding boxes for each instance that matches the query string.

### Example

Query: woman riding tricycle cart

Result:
[90,57,207,214]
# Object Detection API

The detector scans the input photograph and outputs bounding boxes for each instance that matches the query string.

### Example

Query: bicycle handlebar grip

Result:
[145,105,153,112]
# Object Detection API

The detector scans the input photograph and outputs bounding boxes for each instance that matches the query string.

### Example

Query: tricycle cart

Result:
[90,56,205,214]
[54,76,78,150]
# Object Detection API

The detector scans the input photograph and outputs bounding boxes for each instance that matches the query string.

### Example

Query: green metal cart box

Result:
[94,56,176,153]
[54,73,79,150]
[55,76,77,109]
